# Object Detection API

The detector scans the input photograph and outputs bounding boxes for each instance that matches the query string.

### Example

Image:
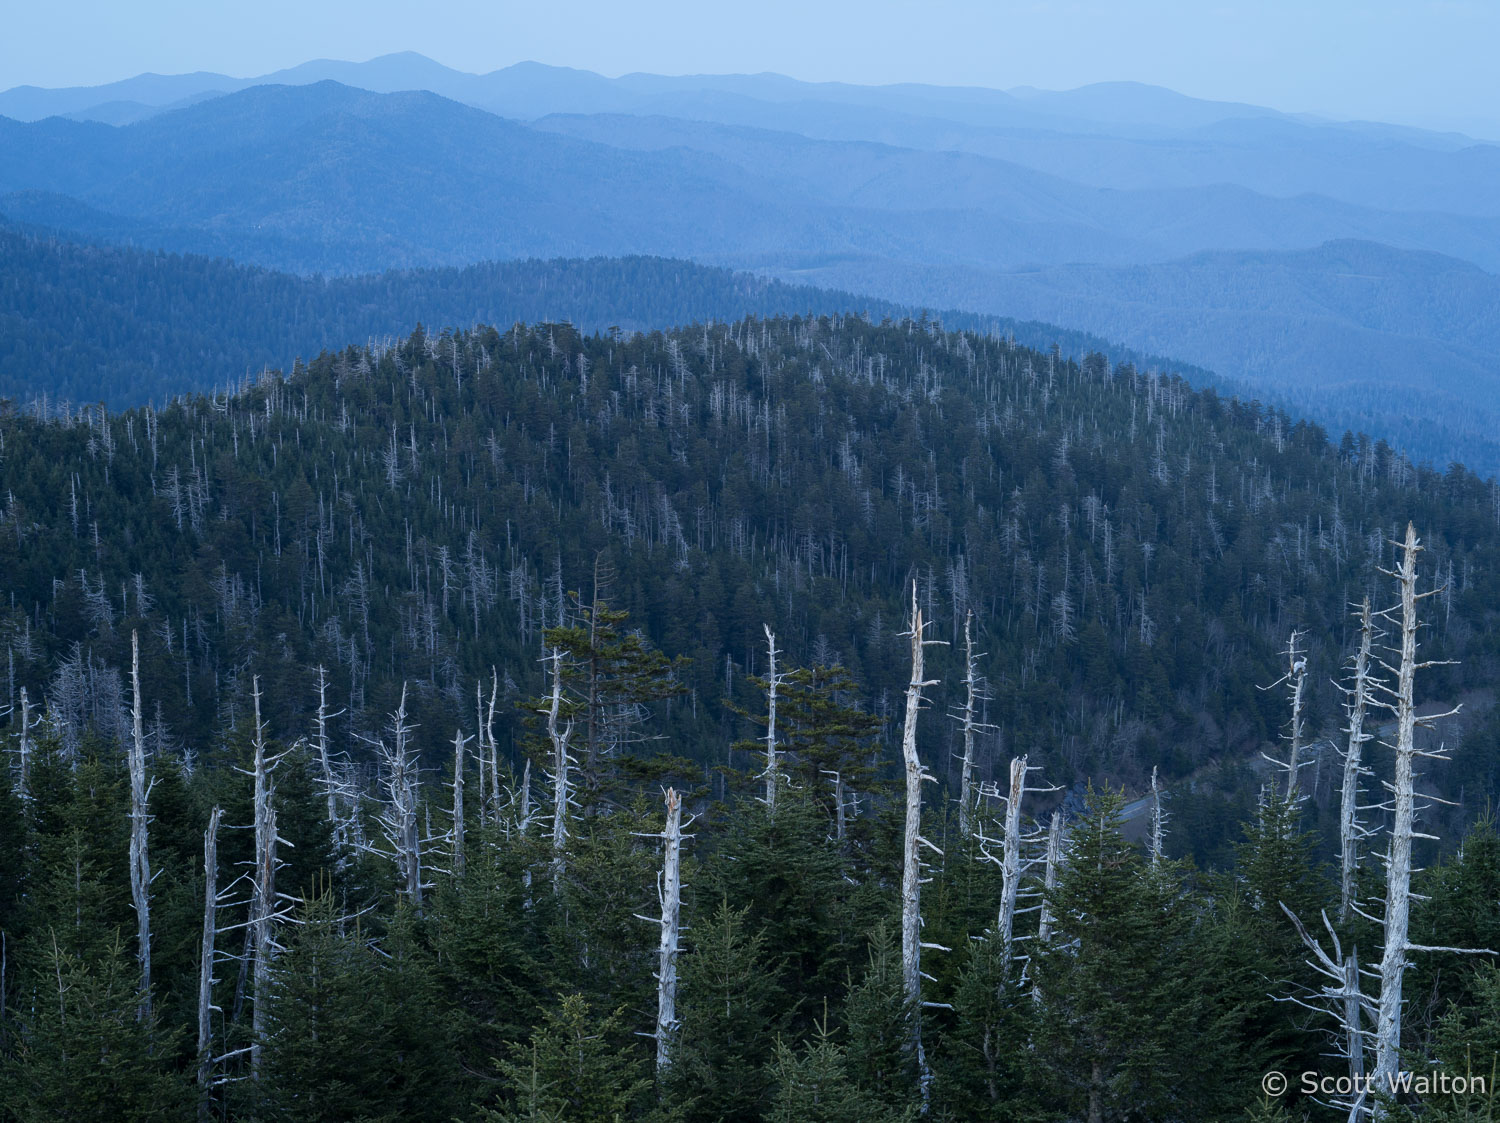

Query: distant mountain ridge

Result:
[6,59,1500,474]
[4,222,1237,411]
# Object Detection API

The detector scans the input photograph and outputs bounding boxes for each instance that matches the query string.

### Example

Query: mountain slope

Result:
[753,240,1500,476]
[4,314,1495,806]
[2,225,1237,409]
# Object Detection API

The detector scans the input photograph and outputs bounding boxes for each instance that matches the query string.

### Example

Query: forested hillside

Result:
[0,222,1227,412]
[5,313,1500,1119]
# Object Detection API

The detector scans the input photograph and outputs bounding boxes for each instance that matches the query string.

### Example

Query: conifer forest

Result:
[2,312,1500,1121]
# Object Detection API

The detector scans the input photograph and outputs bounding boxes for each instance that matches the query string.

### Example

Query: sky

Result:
[4,0,1498,135]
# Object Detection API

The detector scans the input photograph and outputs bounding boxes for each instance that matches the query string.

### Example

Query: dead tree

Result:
[371,685,423,907]
[951,610,993,837]
[248,679,277,1081]
[1280,904,1375,1119]
[196,807,222,1123]
[14,686,37,802]
[899,581,945,1109]
[1261,631,1310,798]
[127,632,154,1020]
[311,666,349,852]
[760,624,786,810]
[1033,811,1065,1003]
[1336,598,1379,922]
[450,729,470,876]
[977,755,1054,975]
[486,670,502,817]
[543,647,576,894]
[637,787,693,1074]
[474,681,490,826]
[1369,524,1478,1109]
[1148,765,1168,866]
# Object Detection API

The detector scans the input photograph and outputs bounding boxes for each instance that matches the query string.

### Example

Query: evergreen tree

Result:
[1,933,191,1123]
[665,900,782,1123]
[483,995,652,1123]
[1032,787,1238,1121]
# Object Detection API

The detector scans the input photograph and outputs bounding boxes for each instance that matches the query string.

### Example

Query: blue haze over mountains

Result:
[3,52,1500,473]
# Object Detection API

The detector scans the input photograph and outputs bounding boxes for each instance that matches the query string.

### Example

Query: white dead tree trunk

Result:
[544,648,575,894]
[978,755,1055,978]
[1370,523,1476,1109]
[196,807,221,1123]
[1338,598,1378,922]
[1280,905,1375,1119]
[372,685,423,907]
[899,581,944,1109]
[311,666,348,851]
[1032,811,1065,1004]
[249,678,276,1081]
[760,624,785,810]
[952,610,993,837]
[1148,765,1168,866]
[475,682,487,826]
[450,729,469,876]
[127,630,154,1021]
[15,686,36,802]
[1259,630,1310,798]
[486,670,501,818]
[637,787,692,1074]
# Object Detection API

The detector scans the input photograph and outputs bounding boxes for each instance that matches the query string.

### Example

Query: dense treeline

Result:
[3,674,1500,1121]
[0,222,1223,411]
[4,313,1500,1117]
[2,314,1497,810]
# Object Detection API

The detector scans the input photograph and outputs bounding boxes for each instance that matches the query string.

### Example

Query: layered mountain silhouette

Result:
[4,57,1500,471]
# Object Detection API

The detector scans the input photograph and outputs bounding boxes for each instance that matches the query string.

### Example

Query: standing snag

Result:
[127,630,154,1020]
[899,580,944,1109]
[1337,597,1378,922]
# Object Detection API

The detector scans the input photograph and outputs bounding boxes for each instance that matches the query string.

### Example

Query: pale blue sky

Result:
[4,0,1497,134]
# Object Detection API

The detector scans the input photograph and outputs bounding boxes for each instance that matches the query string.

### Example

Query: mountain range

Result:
[3,55,1499,471]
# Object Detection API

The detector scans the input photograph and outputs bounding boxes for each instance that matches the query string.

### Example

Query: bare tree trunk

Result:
[1148,765,1167,866]
[486,670,502,819]
[16,686,32,802]
[475,681,488,826]
[900,581,940,1109]
[1033,811,1064,1003]
[197,807,221,1123]
[451,729,468,876]
[312,665,345,850]
[1345,946,1364,1099]
[545,648,574,894]
[762,624,780,810]
[652,787,684,1074]
[1339,598,1375,922]
[996,755,1027,964]
[128,631,153,1021]
[1374,524,1425,1106]
[1285,631,1308,798]
[250,678,275,1082]
[957,611,980,837]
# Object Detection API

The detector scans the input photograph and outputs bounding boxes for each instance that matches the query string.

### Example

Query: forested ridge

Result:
[1,222,1221,409]
[4,313,1500,1119]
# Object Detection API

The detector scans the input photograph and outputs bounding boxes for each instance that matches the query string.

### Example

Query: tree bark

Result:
[762,624,780,810]
[197,807,221,1123]
[900,581,938,1108]
[1373,525,1422,1107]
[250,678,275,1081]
[127,631,153,1021]
[654,787,683,1073]
[1340,598,1375,922]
